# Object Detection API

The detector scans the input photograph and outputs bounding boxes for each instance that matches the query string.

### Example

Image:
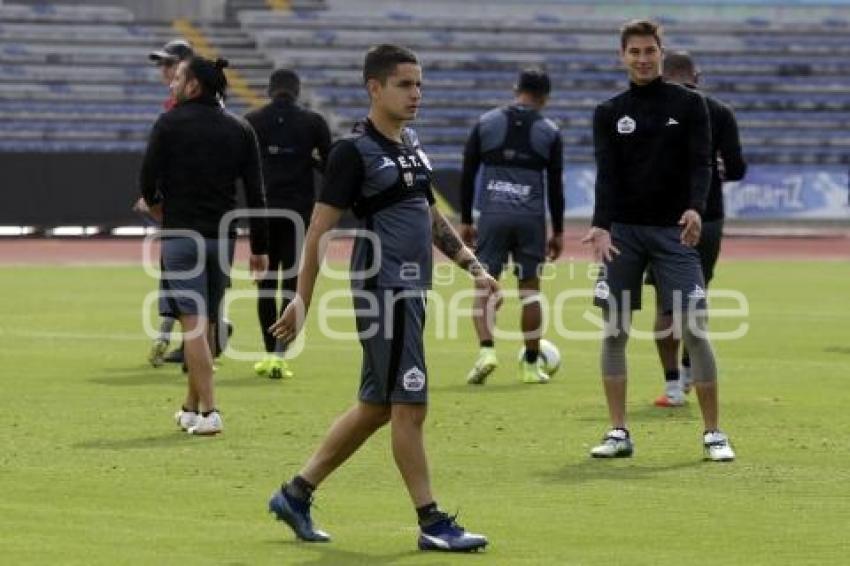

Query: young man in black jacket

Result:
[140,56,269,436]
[245,69,332,379]
[582,20,735,461]
[651,51,747,407]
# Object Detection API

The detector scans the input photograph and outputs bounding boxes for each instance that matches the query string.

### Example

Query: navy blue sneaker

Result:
[418,514,488,552]
[268,488,331,543]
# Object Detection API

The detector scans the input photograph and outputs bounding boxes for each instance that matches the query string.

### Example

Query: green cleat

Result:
[519,360,550,384]
[268,357,294,380]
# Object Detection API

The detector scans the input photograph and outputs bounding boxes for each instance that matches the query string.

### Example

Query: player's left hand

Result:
[269,295,307,345]
[547,232,564,261]
[250,254,269,283]
[679,209,702,247]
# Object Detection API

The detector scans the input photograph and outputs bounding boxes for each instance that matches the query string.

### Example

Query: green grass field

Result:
[1,259,849,565]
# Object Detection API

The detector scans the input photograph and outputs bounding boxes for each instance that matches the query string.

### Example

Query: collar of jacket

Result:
[629,76,663,96]
[272,95,297,107]
[177,94,220,108]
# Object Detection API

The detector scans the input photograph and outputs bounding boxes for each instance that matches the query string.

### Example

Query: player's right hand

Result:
[269,295,307,345]
[581,227,620,263]
[473,270,503,312]
[547,232,564,261]
[460,223,477,248]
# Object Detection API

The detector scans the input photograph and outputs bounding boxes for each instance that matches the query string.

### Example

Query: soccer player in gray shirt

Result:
[266,44,499,552]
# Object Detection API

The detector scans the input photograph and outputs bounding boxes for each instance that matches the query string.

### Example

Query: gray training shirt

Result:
[460,104,564,231]
[318,119,436,290]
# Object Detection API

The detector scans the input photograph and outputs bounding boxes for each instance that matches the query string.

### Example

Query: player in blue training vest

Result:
[460,68,565,385]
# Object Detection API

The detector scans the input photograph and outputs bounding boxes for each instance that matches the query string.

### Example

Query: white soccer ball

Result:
[517,339,561,376]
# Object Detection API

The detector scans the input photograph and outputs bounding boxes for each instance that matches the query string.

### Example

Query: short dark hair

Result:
[268,68,300,100]
[516,67,551,97]
[186,56,229,100]
[620,19,663,50]
[663,51,696,79]
[363,44,419,85]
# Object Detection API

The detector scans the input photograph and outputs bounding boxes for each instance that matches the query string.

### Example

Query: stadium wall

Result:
[3,152,848,228]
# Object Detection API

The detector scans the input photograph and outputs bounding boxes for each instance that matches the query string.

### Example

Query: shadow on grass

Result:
[540,457,703,485]
[90,367,278,388]
[89,370,182,387]
[574,403,697,423]
[437,382,558,394]
[73,432,199,450]
[263,540,453,565]
[824,346,850,355]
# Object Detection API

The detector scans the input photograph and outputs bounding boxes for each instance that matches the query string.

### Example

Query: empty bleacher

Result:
[0,2,273,152]
[238,7,850,168]
[2,1,850,167]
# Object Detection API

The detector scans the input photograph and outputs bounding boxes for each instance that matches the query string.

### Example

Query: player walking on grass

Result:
[245,68,331,380]
[649,51,747,407]
[266,44,498,552]
[460,68,565,386]
[581,20,735,461]
[139,56,269,436]
[137,39,193,367]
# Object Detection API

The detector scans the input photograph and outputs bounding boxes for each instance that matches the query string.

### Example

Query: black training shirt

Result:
[693,87,747,221]
[139,95,269,254]
[244,97,331,212]
[592,77,712,229]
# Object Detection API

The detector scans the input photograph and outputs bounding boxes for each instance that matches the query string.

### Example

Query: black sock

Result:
[480,339,494,348]
[416,501,444,526]
[682,351,691,368]
[181,405,197,414]
[201,409,217,417]
[665,369,680,382]
[285,475,315,502]
[524,349,539,364]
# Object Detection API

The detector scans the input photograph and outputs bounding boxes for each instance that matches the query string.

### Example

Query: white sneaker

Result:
[188,411,223,436]
[148,339,169,367]
[654,382,686,407]
[680,365,692,394]
[590,428,634,458]
[703,430,735,462]
[174,409,199,431]
[467,347,498,385]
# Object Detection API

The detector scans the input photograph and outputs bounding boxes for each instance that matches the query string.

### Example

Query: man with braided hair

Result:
[140,56,269,436]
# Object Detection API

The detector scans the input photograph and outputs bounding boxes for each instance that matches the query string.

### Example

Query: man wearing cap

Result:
[244,69,332,379]
[459,68,565,385]
[139,40,195,367]
[149,39,194,111]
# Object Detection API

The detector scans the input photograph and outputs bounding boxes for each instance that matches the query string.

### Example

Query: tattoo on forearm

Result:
[432,213,464,259]
[432,213,485,275]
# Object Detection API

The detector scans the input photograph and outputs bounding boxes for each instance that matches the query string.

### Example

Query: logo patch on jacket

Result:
[617,115,636,135]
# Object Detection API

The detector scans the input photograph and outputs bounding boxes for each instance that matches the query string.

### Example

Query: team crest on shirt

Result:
[403,171,414,187]
[617,115,636,135]
[402,367,426,392]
